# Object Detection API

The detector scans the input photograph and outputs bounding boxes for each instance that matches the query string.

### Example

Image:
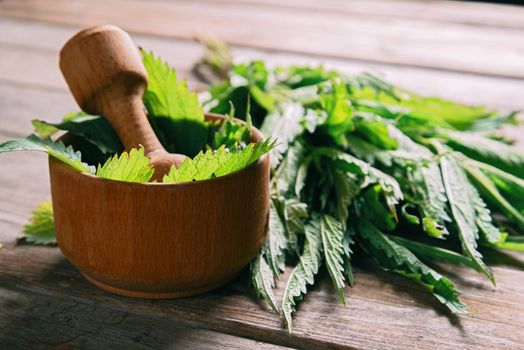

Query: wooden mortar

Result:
[51,25,270,298]
[49,114,270,298]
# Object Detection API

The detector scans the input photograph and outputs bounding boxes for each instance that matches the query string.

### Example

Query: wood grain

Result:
[1,17,523,111]
[204,0,524,29]
[1,0,524,78]
[1,246,523,349]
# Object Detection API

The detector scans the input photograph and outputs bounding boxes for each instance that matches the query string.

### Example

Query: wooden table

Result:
[1,1,524,349]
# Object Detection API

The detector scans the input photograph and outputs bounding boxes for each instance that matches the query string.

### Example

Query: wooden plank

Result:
[1,17,524,111]
[1,0,524,78]
[1,246,523,349]
[0,281,289,350]
[203,0,524,29]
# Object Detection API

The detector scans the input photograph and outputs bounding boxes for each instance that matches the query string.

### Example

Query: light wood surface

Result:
[0,1,523,349]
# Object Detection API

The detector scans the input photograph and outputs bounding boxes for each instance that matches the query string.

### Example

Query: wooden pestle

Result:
[59,25,186,180]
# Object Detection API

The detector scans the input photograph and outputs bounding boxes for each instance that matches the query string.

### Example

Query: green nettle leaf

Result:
[96,148,154,183]
[282,198,308,254]
[320,78,354,142]
[213,105,252,149]
[141,50,204,122]
[163,139,275,183]
[21,201,56,245]
[250,252,279,313]
[465,162,524,231]
[264,201,288,276]
[333,169,361,225]
[387,126,450,236]
[260,102,305,168]
[389,235,484,273]
[315,148,403,215]
[438,145,494,283]
[353,112,398,150]
[490,235,524,252]
[32,114,122,155]
[282,215,323,333]
[0,134,94,174]
[350,85,495,131]
[441,130,524,178]
[275,141,306,194]
[320,214,346,303]
[472,160,524,214]
[356,219,467,314]
[142,50,208,157]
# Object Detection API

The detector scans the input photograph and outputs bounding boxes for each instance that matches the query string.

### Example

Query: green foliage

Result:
[141,49,204,122]
[96,148,154,183]
[357,219,467,314]
[21,202,56,245]
[162,139,275,183]
[264,201,288,276]
[0,134,94,173]
[282,215,323,332]
[319,79,354,143]
[250,252,279,313]
[198,47,523,330]
[319,214,346,303]
[212,104,252,149]
[33,114,122,155]
[441,130,524,178]
[437,144,494,283]
[141,49,208,157]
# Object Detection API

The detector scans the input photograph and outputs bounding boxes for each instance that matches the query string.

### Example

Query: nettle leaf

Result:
[319,78,354,143]
[21,201,56,245]
[438,145,494,283]
[320,214,346,303]
[32,114,122,155]
[389,235,485,273]
[315,148,403,216]
[264,200,287,276]
[260,102,305,168]
[275,141,306,194]
[356,219,467,314]
[465,162,524,231]
[163,139,275,182]
[250,252,279,313]
[141,49,204,122]
[353,112,398,150]
[282,198,308,254]
[472,160,524,214]
[0,134,94,174]
[213,104,252,149]
[442,130,524,178]
[387,126,450,237]
[333,169,361,225]
[350,85,494,131]
[282,215,323,333]
[96,148,154,183]
[490,235,524,252]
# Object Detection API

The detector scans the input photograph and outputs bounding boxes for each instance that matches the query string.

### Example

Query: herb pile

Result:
[2,44,524,332]
[197,44,524,331]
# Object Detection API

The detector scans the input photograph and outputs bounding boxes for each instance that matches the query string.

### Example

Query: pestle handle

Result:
[59,25,185,179]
